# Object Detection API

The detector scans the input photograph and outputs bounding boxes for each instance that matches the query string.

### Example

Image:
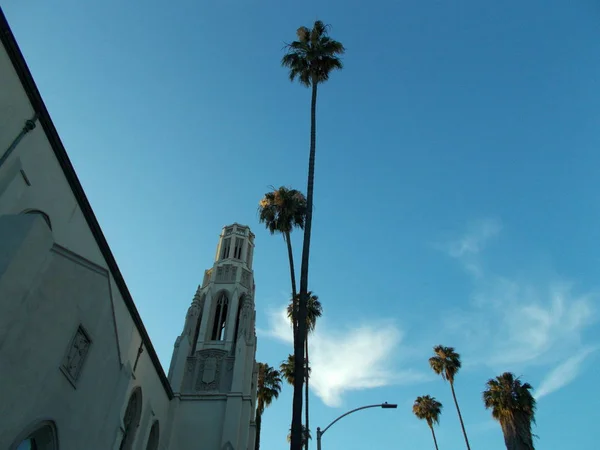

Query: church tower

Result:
[168,223,258,450]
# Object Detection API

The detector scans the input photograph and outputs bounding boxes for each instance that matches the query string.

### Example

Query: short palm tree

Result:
[429,346,471,450]
[483,372,536,450]
[258,186,306,335]
[413,395,443,450]
[280,353,311,386]
[255,363,282,450]
[282,21,344,450]
[288,291,322,450]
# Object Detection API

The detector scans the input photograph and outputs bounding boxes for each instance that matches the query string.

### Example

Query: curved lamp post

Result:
[316,402,397,450]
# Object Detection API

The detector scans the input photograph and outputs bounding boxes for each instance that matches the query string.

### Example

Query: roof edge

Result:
[0,8,174,399]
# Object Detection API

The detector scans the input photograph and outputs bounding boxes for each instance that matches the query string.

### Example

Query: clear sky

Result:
[4,0,600,448]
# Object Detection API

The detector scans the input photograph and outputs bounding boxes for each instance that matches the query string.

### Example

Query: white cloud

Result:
[260,308,429,407]
[439,218,597,398]
[535,347,598,400]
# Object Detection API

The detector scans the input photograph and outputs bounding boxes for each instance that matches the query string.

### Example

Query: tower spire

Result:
[167,224,259,450]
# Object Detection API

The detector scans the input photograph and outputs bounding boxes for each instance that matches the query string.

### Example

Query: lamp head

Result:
[381,402,398,409]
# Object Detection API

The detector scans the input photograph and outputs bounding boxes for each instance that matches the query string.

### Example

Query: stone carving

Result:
[202,357,217,384]
[195,349,227,391]
[240,270,251,288]
[203,269,212,286]
[183,294,204,340]
[61,326,91,383]
[186,358,196,374]
[237,297,254,345]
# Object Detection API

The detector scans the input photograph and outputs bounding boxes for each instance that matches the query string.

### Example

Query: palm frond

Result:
[256,363,282,415]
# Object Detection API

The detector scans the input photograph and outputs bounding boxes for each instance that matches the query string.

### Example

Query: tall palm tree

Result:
[258,186,307,336]
[282,21,344,450]
[429,345,471,450]
[483,372,536,450]
[280,353,311,386]
[413,395,443,450]
[255,363,282,450]
[287,292,322,450]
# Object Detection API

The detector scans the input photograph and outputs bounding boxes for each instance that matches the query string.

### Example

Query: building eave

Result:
[0,8,174,399]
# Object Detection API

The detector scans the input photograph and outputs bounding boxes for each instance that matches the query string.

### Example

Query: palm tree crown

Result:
[280,354,310,386]
[287,291,322,332]
[281,21,345,87]
[256,363,282,415]
[258,187,306,235]
[413,395,443,428]
[483,372,536,450]
[429,345,462,383]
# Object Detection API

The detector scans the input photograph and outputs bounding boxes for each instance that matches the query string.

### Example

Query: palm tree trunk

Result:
[430,425,440,450]
[255,412,262,450]
[304,335,310,450]
[292,80,318,450]
[450,381,471,450]
[284,231,298,339]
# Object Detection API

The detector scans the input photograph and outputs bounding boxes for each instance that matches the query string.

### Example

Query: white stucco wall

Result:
[0,29,172,450]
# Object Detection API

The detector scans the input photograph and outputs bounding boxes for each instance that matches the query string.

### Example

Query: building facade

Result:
[0,9,257,450]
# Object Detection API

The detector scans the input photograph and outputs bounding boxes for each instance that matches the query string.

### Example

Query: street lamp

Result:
[316,402,398,450]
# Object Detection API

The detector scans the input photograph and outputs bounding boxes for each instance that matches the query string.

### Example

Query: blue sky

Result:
[4,0,600,448]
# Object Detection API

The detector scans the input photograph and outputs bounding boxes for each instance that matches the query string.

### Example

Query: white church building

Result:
[0,9,259,450]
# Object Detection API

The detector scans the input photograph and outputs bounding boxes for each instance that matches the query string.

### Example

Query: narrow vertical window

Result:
[233,238,243,259]
[211,294,229,340]
[221,238,231,259]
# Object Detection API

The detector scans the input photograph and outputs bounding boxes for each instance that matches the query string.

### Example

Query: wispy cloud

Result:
[535,347,598,400]
[447,218,502,259]
[437,218,502,276]
[439,218,597,398]
[260,308,429,407]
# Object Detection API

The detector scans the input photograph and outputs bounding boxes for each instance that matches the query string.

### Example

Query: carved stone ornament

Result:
[195,349,227,391]
[237,297,254,344]
[61,325,91,385]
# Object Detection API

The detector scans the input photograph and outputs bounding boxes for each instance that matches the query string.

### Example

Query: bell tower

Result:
[168,223,259,450]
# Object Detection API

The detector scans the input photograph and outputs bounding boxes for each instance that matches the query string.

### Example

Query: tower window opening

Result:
[221,238,231,259]
[234,238,243,259]
[211,294,229,340]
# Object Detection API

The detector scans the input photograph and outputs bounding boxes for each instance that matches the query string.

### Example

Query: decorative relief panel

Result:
[195,349,227,391]
[237,297,254,345]
[60,325,91,386]
[216,265,237,283]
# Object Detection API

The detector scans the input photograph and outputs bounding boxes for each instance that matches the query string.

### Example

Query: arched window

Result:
[22,209,52,230]
[211,293,229,341]
[233,295,245,344]
[145,421,160,450]
[120,387,143,450]
[11,421,58,450]
[190,295,205,355]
